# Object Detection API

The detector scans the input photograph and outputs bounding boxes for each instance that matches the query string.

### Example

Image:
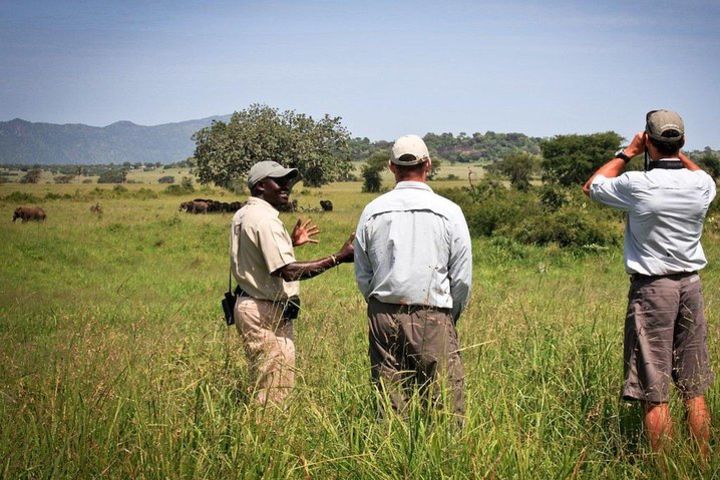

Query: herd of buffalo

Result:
[11,198,334,223]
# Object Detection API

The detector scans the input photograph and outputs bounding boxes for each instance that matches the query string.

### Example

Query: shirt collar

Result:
[394,181,433,192]
[246,196,279,214]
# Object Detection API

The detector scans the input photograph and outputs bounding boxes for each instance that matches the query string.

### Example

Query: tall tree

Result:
[541,132,623,186]
[489,151,539,191]
[192,104,352,189]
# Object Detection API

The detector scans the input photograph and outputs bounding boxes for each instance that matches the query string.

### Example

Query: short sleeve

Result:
[255,218,296,273]
[589,173,634,211]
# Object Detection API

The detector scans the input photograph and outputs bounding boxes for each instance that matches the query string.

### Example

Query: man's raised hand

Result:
[291,218,320,247]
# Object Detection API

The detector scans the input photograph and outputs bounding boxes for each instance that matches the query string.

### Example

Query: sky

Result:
[1,0,719,148]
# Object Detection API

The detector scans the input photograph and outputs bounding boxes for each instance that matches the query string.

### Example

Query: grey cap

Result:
[390,134,431,165]
[646,109,684,142]
[247,161,299,188]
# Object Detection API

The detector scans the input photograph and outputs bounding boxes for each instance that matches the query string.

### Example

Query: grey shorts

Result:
[623,272,713,403]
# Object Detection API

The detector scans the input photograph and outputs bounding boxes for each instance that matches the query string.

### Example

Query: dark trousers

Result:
[367,297,465,419]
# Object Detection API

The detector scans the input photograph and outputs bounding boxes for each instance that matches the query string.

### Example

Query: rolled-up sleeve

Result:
[589,174,633,211]
[448,209,472,322]
[353,211,373,300]
[256,218,296,274]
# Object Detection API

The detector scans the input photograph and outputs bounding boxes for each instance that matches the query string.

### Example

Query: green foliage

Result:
[3,191,40,203]
[54,174,76,184]
[361,150,388,193]
[97,169,128,184]
[424,131,542,163]
[164,177,195,196]
[442,181,620,248]
[19,169,42,184]
[698,148,720,179]
[488,151,539,190]
[541,132,623,186]
[192,104,352,189]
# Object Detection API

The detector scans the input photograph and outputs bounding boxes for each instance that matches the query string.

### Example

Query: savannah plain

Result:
[2,165,719,479]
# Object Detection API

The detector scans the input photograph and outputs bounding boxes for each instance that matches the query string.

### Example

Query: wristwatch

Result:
[614,149,631,163]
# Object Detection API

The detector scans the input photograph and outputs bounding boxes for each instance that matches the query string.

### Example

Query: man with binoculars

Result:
[583,110,715,456]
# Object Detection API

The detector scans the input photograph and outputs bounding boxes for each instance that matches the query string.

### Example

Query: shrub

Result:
[97,169,127,184]
[54,174,76,184]
[20,169,42,184]
[4,191,40,203]
[158,176,175,184]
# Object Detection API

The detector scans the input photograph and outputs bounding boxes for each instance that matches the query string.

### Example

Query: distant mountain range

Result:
[0,115,231,165]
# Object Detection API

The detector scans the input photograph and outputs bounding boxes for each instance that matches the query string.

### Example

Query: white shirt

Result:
[590,162,716,276]
[353,181,472,320]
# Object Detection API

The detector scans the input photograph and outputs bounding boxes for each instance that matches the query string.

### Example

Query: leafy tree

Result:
[20,169,42,184]
[489,151,538,191]
[540,132,623,186]
[97,169,127,184]
[192,104,352,189]
[698,148,720,180]
[361,150,388,192]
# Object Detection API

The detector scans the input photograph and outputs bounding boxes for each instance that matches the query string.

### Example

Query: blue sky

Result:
[1,0,719,148]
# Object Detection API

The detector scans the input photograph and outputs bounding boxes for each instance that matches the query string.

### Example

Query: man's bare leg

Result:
[685,395,711,458]
[644,402,672,452]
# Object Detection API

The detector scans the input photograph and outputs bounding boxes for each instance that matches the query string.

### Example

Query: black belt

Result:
[234,286,301,320]
[631,271,697,282]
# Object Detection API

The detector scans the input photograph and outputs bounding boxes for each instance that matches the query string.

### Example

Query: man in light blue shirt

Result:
[354,134,472,420]
[583,110,715,456]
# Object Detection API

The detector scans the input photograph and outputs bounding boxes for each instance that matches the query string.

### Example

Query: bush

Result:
[20,169,42,184]
[503,209,620,247]
[441,180,621,248]
[158,176,175,184]
[54,174,76,184]
[3,191,40,203]
[97,169,127,184]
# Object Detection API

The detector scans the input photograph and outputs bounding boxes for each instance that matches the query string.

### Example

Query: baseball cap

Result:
[390,134,430,166]
[645,110,684,142]
[247,161,298,188]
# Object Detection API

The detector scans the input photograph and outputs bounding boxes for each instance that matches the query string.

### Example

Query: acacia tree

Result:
[489,151,539,191]
[541,132,623,186]
[192,104,352,189]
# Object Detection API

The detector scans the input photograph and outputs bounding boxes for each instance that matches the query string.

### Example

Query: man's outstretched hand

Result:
[335,232,355,263]
[291,218,320,247]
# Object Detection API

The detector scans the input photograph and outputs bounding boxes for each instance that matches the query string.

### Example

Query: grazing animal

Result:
[90,203,103,215]
[320,200,334,212]
[181,200,209,214]
[13,206,46,223]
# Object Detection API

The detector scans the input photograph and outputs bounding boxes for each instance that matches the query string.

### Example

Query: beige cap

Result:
[390,134,430,165]
[645,110,684,142]
[247,161,298,188]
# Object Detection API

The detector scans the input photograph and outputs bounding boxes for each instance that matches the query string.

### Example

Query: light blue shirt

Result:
[353,181,472,321]
[590,162,716,276]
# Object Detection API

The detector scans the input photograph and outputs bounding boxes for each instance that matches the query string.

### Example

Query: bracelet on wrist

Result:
[330,254,337,266]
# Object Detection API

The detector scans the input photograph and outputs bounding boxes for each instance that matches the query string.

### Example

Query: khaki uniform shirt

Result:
[230,197,299,301]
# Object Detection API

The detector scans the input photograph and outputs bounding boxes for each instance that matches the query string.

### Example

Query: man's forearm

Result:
[679,152,702,171]
[274,255,339,282]
[582,158,627,196]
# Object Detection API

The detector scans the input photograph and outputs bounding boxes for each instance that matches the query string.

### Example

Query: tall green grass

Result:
[1,183,718,478]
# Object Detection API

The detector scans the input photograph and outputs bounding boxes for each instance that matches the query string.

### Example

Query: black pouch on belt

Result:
[282,295,301,320]
[221,291,236,326]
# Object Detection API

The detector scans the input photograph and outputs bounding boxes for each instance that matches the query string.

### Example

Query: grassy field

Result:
[1,178,719,479]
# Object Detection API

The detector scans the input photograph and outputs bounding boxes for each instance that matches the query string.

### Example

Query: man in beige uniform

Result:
[231,161,354,406]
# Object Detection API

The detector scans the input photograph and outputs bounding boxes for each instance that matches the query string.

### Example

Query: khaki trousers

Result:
[368,298,465,419]
[234,297,295,406]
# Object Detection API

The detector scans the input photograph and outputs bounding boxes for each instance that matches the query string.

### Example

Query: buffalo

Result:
[180,199,245,214]
[90,203,103,215]
[179,200,209,214]
[320,200,334,212]
[13,206,46,223]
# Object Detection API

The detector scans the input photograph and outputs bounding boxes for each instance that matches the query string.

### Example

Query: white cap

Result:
[390,134,430,166]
